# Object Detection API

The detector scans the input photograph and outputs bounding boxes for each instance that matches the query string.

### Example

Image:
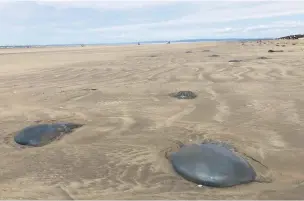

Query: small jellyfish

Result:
[169,91,197,99]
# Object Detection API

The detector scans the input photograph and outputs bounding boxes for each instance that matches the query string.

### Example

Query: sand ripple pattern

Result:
[1,41,304,199]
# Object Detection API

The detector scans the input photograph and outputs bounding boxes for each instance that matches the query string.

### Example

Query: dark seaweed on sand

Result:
[268,50,284,53]
[257,56,269,60]
[229,59,242,63]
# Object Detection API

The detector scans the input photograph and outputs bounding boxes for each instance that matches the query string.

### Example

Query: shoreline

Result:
[0,38,272,50]
[0,39,277,55]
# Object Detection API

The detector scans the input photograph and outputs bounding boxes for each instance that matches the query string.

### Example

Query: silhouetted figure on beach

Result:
[256,40,262,45]
[167,41,171,44]
[138,42,140,45]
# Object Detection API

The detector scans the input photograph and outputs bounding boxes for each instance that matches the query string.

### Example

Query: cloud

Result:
[34,0,178,11]
[0,0,304,45]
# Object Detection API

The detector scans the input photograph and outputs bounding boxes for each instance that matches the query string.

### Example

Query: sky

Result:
[0,0,304,45]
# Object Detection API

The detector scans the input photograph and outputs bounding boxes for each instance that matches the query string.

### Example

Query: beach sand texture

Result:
[0,40,304,199]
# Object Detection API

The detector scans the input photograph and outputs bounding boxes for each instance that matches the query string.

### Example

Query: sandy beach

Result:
[1,40,304,199]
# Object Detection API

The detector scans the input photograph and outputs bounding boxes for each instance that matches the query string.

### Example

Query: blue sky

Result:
[0,0,304,45]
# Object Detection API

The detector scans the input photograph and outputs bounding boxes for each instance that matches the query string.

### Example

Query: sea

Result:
[0,38,273,49]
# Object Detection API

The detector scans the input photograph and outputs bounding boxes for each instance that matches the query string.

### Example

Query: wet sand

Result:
[0,40,304,199]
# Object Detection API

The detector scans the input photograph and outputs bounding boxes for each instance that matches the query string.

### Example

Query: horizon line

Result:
[0,37,275,48]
